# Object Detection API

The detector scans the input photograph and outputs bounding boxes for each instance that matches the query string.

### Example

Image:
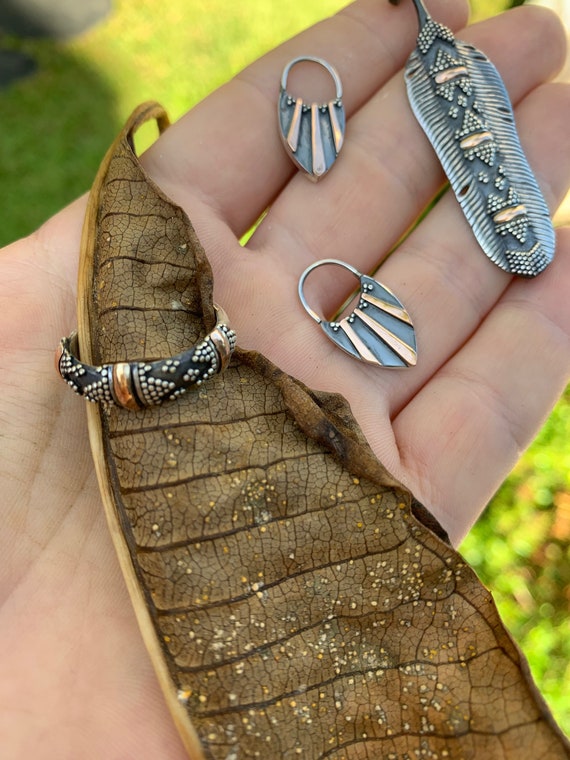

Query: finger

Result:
[0,229,90,588]
[0,237,185,756]
[214,6,568,330]
[391,226,570,546]
[220,77,570,495]
[370,80,570,410]
[224,80,570,396]
[141,0,469,237]
[249,6,567,291]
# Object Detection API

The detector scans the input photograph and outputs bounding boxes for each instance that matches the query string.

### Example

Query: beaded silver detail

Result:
[56,305,236,410]
[417,19,454,55]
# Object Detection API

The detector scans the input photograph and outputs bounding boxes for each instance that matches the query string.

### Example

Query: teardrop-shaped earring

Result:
[278,56,346,181]
[298,259,417,368]
[390,0,555,277]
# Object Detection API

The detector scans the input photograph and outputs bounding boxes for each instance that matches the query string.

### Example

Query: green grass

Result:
[1,0,568,737]
[461,388,570,733]
[469,0,524,21]
[0,0,347,244]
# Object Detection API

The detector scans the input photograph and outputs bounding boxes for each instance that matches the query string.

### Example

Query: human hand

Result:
[1,1,569,757]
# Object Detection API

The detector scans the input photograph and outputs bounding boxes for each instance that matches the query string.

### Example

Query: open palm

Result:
[1,1,569,757]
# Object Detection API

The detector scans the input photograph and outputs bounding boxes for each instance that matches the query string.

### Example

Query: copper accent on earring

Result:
[310,103,327,178]
[286,97,303,152]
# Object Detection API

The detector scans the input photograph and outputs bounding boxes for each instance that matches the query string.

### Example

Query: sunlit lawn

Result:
[0,0,567,735]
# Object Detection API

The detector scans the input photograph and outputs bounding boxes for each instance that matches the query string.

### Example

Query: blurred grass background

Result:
[0,0,567,735]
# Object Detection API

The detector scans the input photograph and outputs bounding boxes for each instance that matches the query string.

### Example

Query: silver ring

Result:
[56,305,237,410]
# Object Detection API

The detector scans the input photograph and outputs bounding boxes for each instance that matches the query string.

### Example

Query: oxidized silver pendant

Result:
[298,259,417,367]
[393,0,555,277]
[278,56,345,181]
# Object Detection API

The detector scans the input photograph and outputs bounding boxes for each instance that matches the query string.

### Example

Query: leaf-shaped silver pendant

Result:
[398,0,554,277]
[299,259,417,367]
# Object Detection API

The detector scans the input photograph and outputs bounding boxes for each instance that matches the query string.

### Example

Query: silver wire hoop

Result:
[298,258,361,324]
[280,56,343,101]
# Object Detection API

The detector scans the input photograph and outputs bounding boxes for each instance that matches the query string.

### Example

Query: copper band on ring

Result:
[111,362,142,411]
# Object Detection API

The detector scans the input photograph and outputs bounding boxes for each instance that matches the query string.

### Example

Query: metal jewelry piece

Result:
[278,56,345,181]
[298,259,417,368]
[391,0,554,277]
[56,305,237,410]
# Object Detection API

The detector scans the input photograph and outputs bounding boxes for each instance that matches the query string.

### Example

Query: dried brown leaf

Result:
[77,104,570,760]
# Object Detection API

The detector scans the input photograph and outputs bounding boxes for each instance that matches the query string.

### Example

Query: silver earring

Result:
[391,0,554,277]
[298,259,417,368]
[278,56,345,181]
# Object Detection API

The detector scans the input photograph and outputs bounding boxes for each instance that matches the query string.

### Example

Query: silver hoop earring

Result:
[298,259,417,368]
[278,56,345,181]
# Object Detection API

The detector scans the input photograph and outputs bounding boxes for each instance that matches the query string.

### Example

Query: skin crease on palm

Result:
[0,0,569,757]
